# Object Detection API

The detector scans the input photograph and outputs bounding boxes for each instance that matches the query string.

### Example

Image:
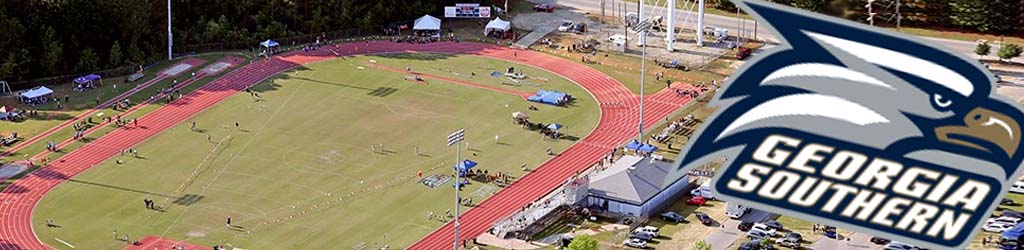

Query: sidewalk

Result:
[808,232,879,250]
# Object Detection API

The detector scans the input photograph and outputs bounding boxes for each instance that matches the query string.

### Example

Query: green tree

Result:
[997,43,1023,62]
[790,0,825,12]
[0,48,28,80]
[693,240,712,250]
[108,41,123,68]
[0,54,17,79]
[715,0,737,11]
[975,41,991,58]
[949,0,1019,33]
[76,48,100,73]
[568,234,598,250]
[40,26,63,75]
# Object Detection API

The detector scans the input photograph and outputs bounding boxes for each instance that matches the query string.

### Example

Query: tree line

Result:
[715,0,1023,34]
[1,0,1019,86]
[0,0,481,88]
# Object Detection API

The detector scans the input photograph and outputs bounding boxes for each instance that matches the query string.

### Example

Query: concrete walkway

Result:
[807,232,880,250]
[516,26,557,48]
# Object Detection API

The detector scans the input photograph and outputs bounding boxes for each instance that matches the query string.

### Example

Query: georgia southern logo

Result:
[668,0,1024,249]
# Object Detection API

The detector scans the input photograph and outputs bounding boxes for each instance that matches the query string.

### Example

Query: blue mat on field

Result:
[527,90,570,106]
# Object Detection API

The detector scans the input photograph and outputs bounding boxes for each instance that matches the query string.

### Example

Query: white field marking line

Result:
[158,79,308,238]
[53,131,214,230]
[154,132,233,214]
[54,238,74,248]
[189,202,267,220]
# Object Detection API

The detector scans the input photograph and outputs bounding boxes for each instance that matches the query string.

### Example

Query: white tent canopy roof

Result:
[413,15,441,30]
[20,86,53,99]
[484,17,511,34]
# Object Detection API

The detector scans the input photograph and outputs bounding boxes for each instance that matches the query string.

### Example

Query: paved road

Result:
[704,209,775,250]
[539,0,1020,63]
[808,232,881,250]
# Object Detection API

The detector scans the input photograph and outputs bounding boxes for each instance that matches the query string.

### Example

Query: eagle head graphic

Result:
[667,0,1024,248]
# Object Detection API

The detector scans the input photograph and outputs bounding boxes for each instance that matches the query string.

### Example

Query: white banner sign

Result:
[444,6,491,18]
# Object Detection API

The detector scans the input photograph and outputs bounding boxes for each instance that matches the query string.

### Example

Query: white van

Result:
[726,203,751,219]
[1011,182,1024,194]
[691,182,715,200]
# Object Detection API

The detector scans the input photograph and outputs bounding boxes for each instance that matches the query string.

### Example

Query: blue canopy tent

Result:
[260,40,280,57]
[454,159,479,189]
[73,74,101,90]
[547,123,562,130]
[638,144,658,153]
[260,39,279,48]
[625,140,642,150]
[455,159,478,173]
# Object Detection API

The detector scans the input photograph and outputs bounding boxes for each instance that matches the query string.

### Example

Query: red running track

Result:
[0,41,704,250]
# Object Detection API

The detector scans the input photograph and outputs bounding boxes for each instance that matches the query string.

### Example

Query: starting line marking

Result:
[54,238,75,248]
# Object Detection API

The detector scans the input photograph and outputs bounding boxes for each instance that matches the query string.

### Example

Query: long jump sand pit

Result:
[201,56,243,75]
[161,58,207,76]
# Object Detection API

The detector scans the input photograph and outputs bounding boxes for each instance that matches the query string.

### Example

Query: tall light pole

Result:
[634,0,648,142]
[167,0,173,60]
[664,0,675,52]
[696,0,705,47]
[895,0,902,31]
[446,129,466,250]
[634,20,652,142]
[866,0,875,26]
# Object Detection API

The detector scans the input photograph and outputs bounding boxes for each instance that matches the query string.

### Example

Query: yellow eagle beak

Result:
[935,107,1021,157]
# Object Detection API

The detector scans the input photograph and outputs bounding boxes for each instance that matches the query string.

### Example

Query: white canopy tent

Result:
[484,17,511,35]
[413,15,442,31]
[20,86,53,100]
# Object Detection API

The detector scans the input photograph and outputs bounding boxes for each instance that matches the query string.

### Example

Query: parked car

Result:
[738,242,759,250]
[1004,198,1018,205]
[534,3,555,12]
[623,238,646,248]
[883,242,919,250]
[747,229,770,240]
[558,21,574,32]
[694,212,713,226]
[752,223,778,236]
[870,236,891,244]
[687,196,707,206]
[736,47,752,60]
[1004,210,1024,218]
[634,226,659,237]
[823,226,837,239]
[985,222,1018,233]
[738,221,754,231]
[660,211,685,223]
[738,241,776,250]
[630,231,655,241]
[988,216,1023,225]
[1011,181,1024,194]
[571,23,587,33]
[783,232,802,242]
[764,220,784,231]
[776,237,800,248]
